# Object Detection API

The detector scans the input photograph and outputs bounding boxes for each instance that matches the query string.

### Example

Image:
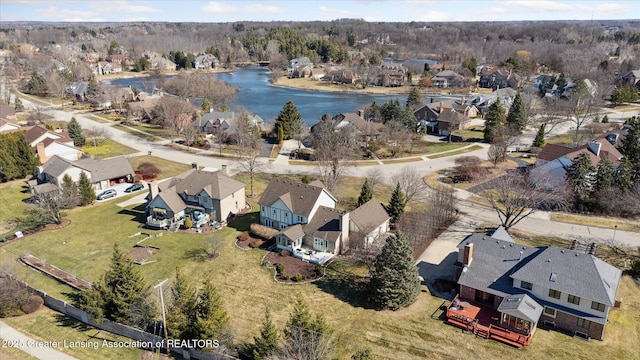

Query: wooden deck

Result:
[445,295,532,348]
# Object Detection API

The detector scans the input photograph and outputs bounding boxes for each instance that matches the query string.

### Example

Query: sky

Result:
[1,0,639,23]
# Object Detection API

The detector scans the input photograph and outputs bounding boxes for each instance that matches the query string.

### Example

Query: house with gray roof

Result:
[259,179,390,264]
[452,227,622,342]
[33,155,134,193]
[191,111,264,136]
[145,168,245,230]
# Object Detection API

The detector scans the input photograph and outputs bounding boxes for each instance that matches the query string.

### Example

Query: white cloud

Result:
[593,3,629,16]
[502,0,574,12]
[98,1,161,13]
[316,5,351,18]
[34,6,104,22]
[416,10,454,22]
[202,1,241,14]
[245,4,287,14]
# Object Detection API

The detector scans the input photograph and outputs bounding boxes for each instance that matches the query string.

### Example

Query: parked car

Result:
[96,189,117,200]
[124,183,144,193]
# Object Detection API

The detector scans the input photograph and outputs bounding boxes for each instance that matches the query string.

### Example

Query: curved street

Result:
[12,92,640,248]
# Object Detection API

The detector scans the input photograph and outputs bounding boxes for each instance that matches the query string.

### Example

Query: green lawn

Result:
[112,124,164,142]
[412,140,469,154]
[128,155,192,179]
[81,139,138,159]
[0,180,32,237]
[0,175,638,360]
[426,144,484,159]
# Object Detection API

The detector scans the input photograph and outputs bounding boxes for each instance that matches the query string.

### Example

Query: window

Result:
[273,209,276,214]
[568,294,580,305]
[261,206,265,212]
[521,281,533,290]
[543,306,556,318]
[591,301,605,312]
[576,318,590,329]
[549,289,561,299]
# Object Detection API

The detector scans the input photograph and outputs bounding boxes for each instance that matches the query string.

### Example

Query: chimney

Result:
[463,243,473,265]
[191,162,198,169]
[221,164,227,174]
[460,96,465,105]
[148,180,159,199]
[358,109,364,119]
[588,142,601,157]
[339,211,350,254]
[439,101,444,114]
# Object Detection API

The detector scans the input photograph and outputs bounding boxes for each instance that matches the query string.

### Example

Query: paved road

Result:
[0,321,78,360]
[14,96,640,248]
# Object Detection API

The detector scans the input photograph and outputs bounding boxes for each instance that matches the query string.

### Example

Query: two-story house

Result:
[145,168,246,230]
[259,179,390,264]
[447,228,621,346]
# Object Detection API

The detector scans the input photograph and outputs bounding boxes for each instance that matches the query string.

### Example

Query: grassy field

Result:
[128,155,192,179]
[0,180,32,237]
[550,213,640,233]
[113,124,165,142]
[380,157,422,164]
[426,144,484,159]
[0,340,38,360]
[1,175,638,360]
[81,139,138,159]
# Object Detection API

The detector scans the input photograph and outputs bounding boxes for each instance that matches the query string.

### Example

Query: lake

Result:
[106,66,451,125]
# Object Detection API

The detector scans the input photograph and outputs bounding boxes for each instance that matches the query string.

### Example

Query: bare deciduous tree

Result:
[152,97,196,142]
[312,114,357,192]
[485,172,568,230]
[237,149,264,197]
[391,166,428,206]
[488,141,508,166]
[277,326,334,360]
[364,167,385,190]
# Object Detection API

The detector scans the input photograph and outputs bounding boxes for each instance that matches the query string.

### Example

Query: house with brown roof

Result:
[259,179,390,264]
[325,111,387,143]
[414,100,476,135]
[531,139,623,189]
[478,67,522,90]
[0,117,20,133]
[145,168,246,230]
[0,104,18,122]
[24,125,81,163]
[446,228,622,347]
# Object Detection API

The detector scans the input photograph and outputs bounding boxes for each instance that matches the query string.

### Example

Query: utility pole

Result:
[611,225,618,248]
[154,278,169,354]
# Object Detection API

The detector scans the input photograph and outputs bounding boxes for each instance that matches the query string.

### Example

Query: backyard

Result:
[0,175,638,359]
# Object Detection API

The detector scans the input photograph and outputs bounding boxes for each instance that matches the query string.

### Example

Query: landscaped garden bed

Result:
[263,250,324,283]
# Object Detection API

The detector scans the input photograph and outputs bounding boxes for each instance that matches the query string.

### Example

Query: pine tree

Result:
[78,171,95,205]
[406,87,423,108]
[201,99,212,113]
[14,98,24,112]
[386,182,405,223]
[357,179,373,207]
[14,132,39,177]
[284,296,313,340]
[68,117,86,147]
[167,268,197,339]
[567,152,594,201]
[506,92,526,133]
[192,278,229,345]
[532,124,545,148]
[369,232,421,310]
[594,158,615,192]
[79,245,154,327]
[253,309,279,360]
[617,117,640,182]
[483,98,507,143]
[616,158,634,192]
[274,100,302,140]
[59,174,79,209]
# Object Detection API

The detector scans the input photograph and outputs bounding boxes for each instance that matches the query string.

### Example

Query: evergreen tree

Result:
[79,245,155,327]
[406,87,423,108]
[274,100,302,140]
[594,158,615,192]
[616,158,635,192]
[192,278,229,346]
[617,117,640,182]
[284,296,313,340]
[78,171,95,205]
[14,132,40,178]
[59,174,79,209]
[567,152,594,201]
[357,179,373,207]
[68,117,85,147]
[252,309,279,360]
[386,183,405,223]
[14,98,24,112]
[611,84,639,106]
[87,76,98,98]
[201,99,212,113]
[506,92,526,133]
[483,98,507,143]
[167,268,197,339]
[532,124,545,148]
[462,57,478,76]
[352,349,377,360]
[369,232,421,310]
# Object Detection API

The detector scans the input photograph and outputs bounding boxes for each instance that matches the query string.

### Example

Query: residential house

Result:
[377,62,405,87]
[0,104,18,122]
[24,124,76,160]
[478,67,522,90]
[431,70,464,88]
[287,57,313,74]
[150,57,177,72]
[447,228,621,346]
[145,168,246,230]
[615,70,640,90]
[310,67,326,80]
[67,82,89,102]
[414,99,476,135]
[33,155,134,192]
[530,139,623,189]
[326,66,359,85]
[106,54,129,67]
[191,111,264,136]
[194,54,220,69]
[323,111,387,143]
[259,179,390,264]
[471,88,518,116]
[0,117,20,133]
[126,93,163,121]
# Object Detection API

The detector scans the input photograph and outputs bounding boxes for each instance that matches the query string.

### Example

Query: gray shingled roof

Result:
[41,155,75,179]
[169,169,245,199]
[349,199,389,235]
[511,247,621,306]
[156,191,187,213]
[278,224,305,241]
[303,206,343,242]
[258,179,333,217]
[497,294,543,323]
[74,156,134,182]
[490,226,514,242]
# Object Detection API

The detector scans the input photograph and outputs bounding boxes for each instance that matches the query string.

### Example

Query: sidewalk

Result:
[0,321,78,360]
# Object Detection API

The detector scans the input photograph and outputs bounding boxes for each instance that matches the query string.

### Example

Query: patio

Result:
[291,247,334,265]
[446,295,534,348]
